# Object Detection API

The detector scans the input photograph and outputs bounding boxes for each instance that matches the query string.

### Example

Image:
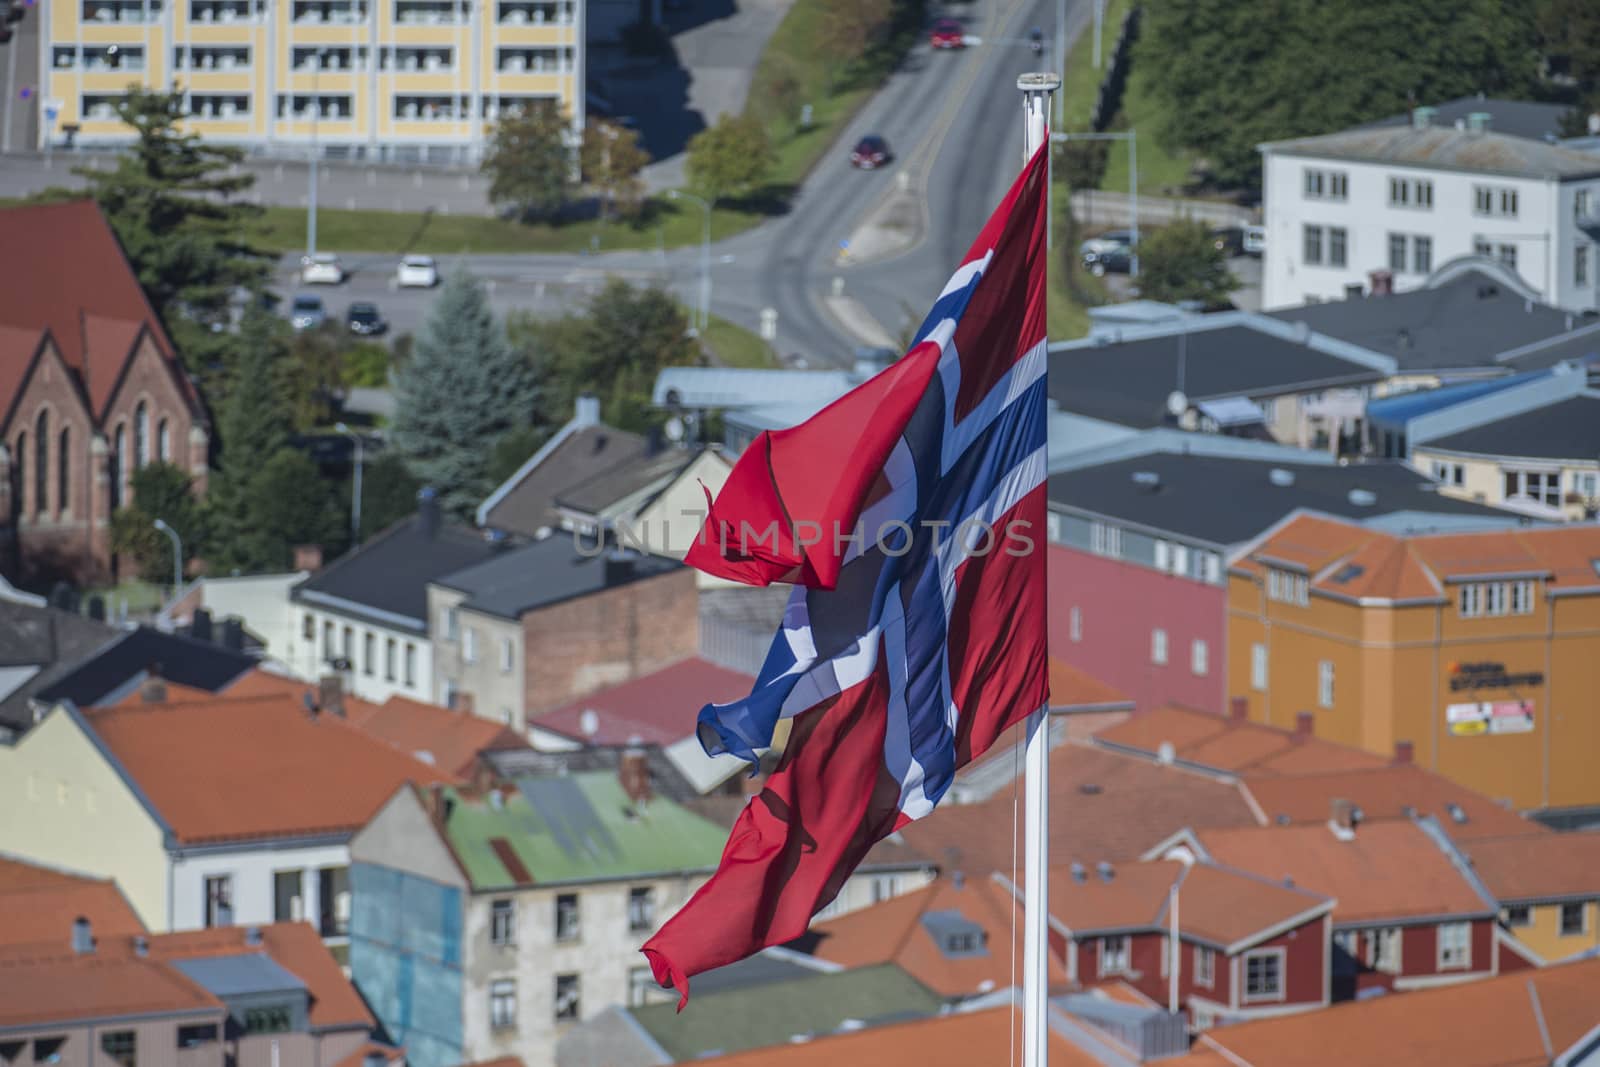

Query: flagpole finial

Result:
[1017,72,1062,94]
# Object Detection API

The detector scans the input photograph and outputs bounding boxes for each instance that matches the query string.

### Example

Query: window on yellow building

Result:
[1267,568,1309,606]
[1560,903,1587,936]
[1251,644,1268,690]
[1317,661,1335,709]
[1459,580,1535,618]
[1503,905,1531,927]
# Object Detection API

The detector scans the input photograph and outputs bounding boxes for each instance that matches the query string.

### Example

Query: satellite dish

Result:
[1166,390,1188,417]
[579,709,599,738]
[664,416,685,443]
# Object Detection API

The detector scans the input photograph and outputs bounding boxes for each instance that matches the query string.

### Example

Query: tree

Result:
[482,102,577,222]
[392,271,539,517]
[581,119,652,220]
[1136,220,1239,307]
[246,451,346,566]
[280,322,348,431]
[110,463,204,586]
[488,424,552,488]
[207,306,292,570]
[1139,0,1541,189]
[1538,0,1600,95]
[816,0,895,85]
[685,114,775,204]
[514,279,698,435]
[59,87,271,358]
[359,452,422,540]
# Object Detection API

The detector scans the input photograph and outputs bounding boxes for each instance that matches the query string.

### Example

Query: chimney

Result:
[619,747,652,806]
[1230,696,1249,722]
[220,618,245,652]
[451,690,475,716]
[1096,861,1115,883]
[1466,111,1491,135]
[574,394,601,428]
[1070,862,1087,884]
[417,486,441,540]
[71,916,93,955]
[318,674,345,718]
[604,552,637,587]
[303,691,320,720]
[244,926,263,946]
[140,672,168,705]
[293,544,324,572]
[1410,105,1437,129]
[191,607,213,643]
[1392,740,1414,766]
[1330,797,1357,839]
[952,870,966,890]
[1369,269,1394,296]
[1295,710,1315,738]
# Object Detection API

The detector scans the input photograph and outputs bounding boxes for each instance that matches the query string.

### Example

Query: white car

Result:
[1242,225,1266,256]
[300,253,345,285]
[396,255,440,288]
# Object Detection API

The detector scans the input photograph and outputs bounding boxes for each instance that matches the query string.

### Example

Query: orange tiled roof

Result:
[0,856,147,950]
[1458,831,1600,903]
[1192,820,1492,924]
[332,1044,405,1067]
[1176,862,1332,947]
[111,680,219,707]
[348,694,529,777]
[801,875,1067,997]
[1095,705,1388,777]
[902,742,1262,878]
[1237,513,1600,602]
[1049,660,1133,710]
[84,694,452,844]
[141,923,373,1030]
[1241,764,1537,840]
[1178,956,1600,1067]
[687,1005,1103,1067]
[0,949,220,1027]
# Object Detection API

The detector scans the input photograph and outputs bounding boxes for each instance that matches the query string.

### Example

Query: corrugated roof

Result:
[440,772,728,888]
[1263,123,1600,180]
[1365,372,1547,428]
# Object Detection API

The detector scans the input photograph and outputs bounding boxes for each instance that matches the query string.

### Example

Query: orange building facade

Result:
[1225,513,1600,814]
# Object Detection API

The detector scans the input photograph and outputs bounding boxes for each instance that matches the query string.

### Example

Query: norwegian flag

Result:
[643,143,1050,1007]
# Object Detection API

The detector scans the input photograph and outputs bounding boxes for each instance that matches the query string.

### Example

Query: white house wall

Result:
[169,841,351,933]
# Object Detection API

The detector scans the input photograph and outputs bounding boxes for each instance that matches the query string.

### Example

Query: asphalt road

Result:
[287,0,1080,363]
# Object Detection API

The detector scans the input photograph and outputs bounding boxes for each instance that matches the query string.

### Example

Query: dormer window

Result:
[921,911,988,959]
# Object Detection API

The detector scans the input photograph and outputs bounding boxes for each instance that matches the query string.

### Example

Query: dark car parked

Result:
[1082,245,1133,276]
[851,135,892,170]
[347,302,387,336]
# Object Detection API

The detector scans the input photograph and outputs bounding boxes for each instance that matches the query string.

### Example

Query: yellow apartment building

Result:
[1226,511,1600,814]
[37,0,581,161]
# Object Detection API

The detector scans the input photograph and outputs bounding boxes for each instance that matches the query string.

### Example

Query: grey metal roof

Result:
[919,910,989,959]
[484,745,702,804]
[554,447,698,516]
[1048,316,1391,429]
[1499,322,1600,371]
[652,368,854,409]
[293,513,507,629]
[1261,123,1600,180]
[1360,98,1572,144]
[170,953,306,998]
[0,600,119,735]
[433,533,680,620]
[1270,270,1581,372]
[1418,395,1600,461]
[480,424,649,537]
[1047,454,1523,546]
[33,626,256,710]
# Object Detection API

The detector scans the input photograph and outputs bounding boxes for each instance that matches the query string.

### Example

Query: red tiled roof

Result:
[1192,821,1492,924]
[1458,831,1600,903]
[0,949,220,1027]
[535,657,754,746]
[141,923,373,1030]
[1049,660,1133,710]
[84,694,452,844]
[0,856,148,950]
[0,325,50,427]
[1177,957,1600,1067]
[0,200,194,418]
[1095,704,1388,776]
[1241,764,1537,840]
[689,1005,1102,1067]
[802,875,1068,997]
[348,694,529,777]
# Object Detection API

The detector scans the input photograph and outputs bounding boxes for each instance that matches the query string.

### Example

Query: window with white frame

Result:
[1503,469,1560,509]
[1560,902,1587,936]
[1414,235,1433,273]
[1430,460,1464,486]
[555,973,580,1021]
[628,965,656,1007]
[1389,177,1433,208]
[463,627,477,664]
[1578,245,1591,287]
[204,875,233,927]
[1090,521,1122,558]
[1267,569,1309,606]
[1459,580,1536,618]
[1243,949,1285,1001]
[1474,236,1493,257]
[1194,944,1215,987]
[1498,243,1519,271]
[555,893,580,941]
[1151,628,1168,666]
[1203,552,1222,584]
[1303,224,1324,265]
[1171,544,1190,576]
[442,607,459,640]
[1437,921,1471,969]
[1388,232,1408,272]
[1329,226,1348,268]
[1503,905,1531,928]
[1364,927,1401,974]
[1154,540,1169,571]
[363,632,375,676]
[1251,643,1268,690]
[385,638,397,681]
[490,899,515,945]
[1191,639,1208,676]
[1099,935,1131,976]
[500,636,514,673]
[404,643,416,686]
[490,979,516,1029]
[1069,606,1082,642]
[1318,660,1335,709]
[1578,189,1593,219]
[1575,471,1598,499]
[628,887,656,932]
[1474,185,1518,217]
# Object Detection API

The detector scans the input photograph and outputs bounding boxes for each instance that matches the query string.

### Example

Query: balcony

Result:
[80,93,132,121]
[188,94,251,118]
[393,0,465,25]
[494,46,571,73]
[188,0,264,21]
[393,94,469,122]
[383,46,453,72]
[275,93,354,120]
[54,45,146,71]
[495,0,571,25]
[175,45,250,70]
[291,0,368,24]
[292,46,368,71]
[80,0,163,23]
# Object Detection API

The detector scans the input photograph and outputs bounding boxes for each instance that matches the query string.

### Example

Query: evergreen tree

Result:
[392,271,538,517]
[51,88,272,360]
[358,452,423,540]
[207,307,293,573]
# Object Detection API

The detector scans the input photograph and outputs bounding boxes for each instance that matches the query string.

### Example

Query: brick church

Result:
[0,200,209,587]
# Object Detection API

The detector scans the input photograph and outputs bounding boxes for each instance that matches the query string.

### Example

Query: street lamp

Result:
[152,518,182,601]
[1051,129,1140,276]
[336,421,364,544]
[307,47,329,260]
[668,189,712,332]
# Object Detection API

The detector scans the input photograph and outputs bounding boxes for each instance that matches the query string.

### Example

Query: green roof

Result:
[630,963,942,1060]
[443,772,729,889]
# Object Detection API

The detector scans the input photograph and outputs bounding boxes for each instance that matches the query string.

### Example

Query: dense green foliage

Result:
[1136,221,1240,307]
[483,103,577,222]
[110,463,205,585]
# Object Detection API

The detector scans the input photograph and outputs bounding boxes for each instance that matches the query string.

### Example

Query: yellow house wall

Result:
[0,707,170,929]
[1508,901,1600,962]
[1413,449,1599,522]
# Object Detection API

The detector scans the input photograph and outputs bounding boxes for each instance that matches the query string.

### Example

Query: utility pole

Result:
[336,422,364,544]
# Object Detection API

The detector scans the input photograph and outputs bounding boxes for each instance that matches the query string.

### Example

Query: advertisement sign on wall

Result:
[1446,700,1535,737]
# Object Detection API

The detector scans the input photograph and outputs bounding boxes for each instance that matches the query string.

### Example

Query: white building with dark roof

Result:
[1260,104,1600,312]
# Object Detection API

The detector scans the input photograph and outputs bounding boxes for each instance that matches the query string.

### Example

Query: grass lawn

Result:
[700,313,778,369]
[85,580,169,617]
[251,199,770,256]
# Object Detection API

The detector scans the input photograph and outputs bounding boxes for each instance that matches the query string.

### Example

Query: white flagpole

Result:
[1018,71,1059,1067]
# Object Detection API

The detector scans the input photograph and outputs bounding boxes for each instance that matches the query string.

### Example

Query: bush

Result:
[342,341,391,389]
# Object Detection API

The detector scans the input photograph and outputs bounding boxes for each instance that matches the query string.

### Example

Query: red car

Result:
[850,135,892,170]
[929,18,965,49]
